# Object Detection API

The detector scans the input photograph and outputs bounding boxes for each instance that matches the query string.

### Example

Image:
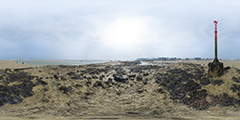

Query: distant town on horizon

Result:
[136,57,240,61]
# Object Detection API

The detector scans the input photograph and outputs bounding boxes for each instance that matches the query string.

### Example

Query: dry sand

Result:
[1,60,240,120]
[0,60,34,69]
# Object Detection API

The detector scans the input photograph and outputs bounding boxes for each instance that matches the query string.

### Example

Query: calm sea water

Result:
[16,60,108,66]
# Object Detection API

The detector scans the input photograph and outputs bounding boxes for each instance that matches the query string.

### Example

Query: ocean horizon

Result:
[16,60,109,66]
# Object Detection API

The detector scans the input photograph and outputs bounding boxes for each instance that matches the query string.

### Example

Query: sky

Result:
[0,0,240,60]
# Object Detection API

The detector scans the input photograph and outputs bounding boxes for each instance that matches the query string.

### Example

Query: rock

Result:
[71,76,83,80]
[86,81,92,86]
[59,86,73,94]
[53,75,59,80]
[143,73,149,76]
[156,88,165,94]
[93,81,104,88]
[67,72,75,76]
[224,66,231,71]
[0,71,36,106]
[92,75,98,79]
[200,77,210,85]
[5,68,12,72]
[113,74,128,83]
[136,76,142,81]
[188,97,209,110]
[212,80,225,86]
[99,76,103,80]
[183,80,201,91]
[143,78,148,85]
[137,89,144,94]
[232,77,240,83]
[128,74,136,78]
[208,62,224,77]
[217,93,240,107]
[37,79,48,85]
[75,84,83,88]
[231,84,240,92]
[13,67,33,72]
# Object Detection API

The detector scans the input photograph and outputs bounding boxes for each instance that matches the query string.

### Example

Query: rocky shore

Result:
[1,61,240,119]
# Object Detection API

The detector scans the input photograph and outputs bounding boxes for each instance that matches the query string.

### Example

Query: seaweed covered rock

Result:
[0,70,47,107]
[155,63,240,110]
[208,62,223,77]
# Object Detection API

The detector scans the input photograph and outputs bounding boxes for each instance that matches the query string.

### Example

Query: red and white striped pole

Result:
[213,20,219,63]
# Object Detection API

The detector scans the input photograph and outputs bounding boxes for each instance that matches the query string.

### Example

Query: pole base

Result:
[208,62,223,77]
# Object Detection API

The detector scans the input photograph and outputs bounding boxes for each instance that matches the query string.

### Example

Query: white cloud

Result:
[0,0,240,59]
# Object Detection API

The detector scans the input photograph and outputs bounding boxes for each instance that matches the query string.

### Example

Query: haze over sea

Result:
[16,60,108,66]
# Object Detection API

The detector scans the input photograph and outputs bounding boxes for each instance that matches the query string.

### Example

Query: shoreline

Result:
[2,59,240,69]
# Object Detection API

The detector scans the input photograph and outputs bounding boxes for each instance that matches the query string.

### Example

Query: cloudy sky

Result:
[0,0,240,60]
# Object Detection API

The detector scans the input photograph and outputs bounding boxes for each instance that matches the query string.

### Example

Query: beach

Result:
[1,60,240,120]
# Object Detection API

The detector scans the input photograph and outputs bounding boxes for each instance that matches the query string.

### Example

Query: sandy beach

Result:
[1,60,240,120]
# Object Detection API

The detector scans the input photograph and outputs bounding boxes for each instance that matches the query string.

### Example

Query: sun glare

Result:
[99,17,149,50]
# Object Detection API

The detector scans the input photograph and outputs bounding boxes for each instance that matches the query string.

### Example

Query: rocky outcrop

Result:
[1,62,240,117]
[0,70,47,106]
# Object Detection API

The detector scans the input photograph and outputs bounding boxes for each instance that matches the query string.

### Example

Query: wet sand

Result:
[0,60,34,69]
[1,60,240,120]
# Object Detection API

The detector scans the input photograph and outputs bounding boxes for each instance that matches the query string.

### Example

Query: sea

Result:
[16,60,109,66]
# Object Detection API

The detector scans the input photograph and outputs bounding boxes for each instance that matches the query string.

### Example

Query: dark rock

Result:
[53,75,59,80]
[8,72,29,82]
[93,81,104,88]
[183,80,201,91]
[143,78,148,85]
[150,110,162,115]
[218,93,240,107]
[188,97,209,110]
[85,91,94,96]
[71,76,81,80]
[208,62,224,77]
[81,68,110,75]
[156,88,165,94]
[143,73,149,76]
[136,76,142,81]
[86,81,92,86]
[75,84,83,87]
[37,79,48,85]
[232,77,240,83]
[128,74,136,78]
[87,77,92,80]
[113,74,128,83]
[67,72,75,76]
[104,81,111,86]
[137,89,144,94]
[5,68,12,72]
[212,80,225,86]
[13,67,33,72]
[190,89,208,100]
[224,66,230,71]
[92,75,98,79]
[59,86,73,94]
[0,71,36,107]
[231,84,240,92]
[99,76,103,80]
[170,90,186,100]
[200,77,210,85]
